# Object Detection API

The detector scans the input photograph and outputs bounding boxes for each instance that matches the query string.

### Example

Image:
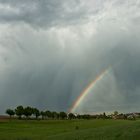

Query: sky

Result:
[0,0,140,114]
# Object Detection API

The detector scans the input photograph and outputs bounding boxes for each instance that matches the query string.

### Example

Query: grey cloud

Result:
[0,0,97,27]
[0,0,139,28]
[0,0,140,114]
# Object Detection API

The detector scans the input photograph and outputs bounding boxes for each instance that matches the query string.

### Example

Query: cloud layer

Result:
[0,0,140,114]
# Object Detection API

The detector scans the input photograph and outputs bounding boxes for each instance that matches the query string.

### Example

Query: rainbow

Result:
[69,68,111,113]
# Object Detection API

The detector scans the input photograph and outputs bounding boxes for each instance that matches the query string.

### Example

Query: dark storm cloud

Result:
[0,0,100,27]
[0,0,140,114]
[0,0,139,28]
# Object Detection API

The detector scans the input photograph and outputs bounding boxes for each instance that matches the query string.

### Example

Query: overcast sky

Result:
[0,0,140,114]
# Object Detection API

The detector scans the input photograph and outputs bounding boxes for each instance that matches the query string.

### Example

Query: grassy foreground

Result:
[0,119,140,140]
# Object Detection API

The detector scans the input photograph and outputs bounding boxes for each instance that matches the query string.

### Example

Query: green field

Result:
[0,119,140,140]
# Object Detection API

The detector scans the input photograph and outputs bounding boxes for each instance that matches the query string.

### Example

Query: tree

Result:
[40,111,45,120]
[103,112,106,119]
[32,108,40,119]
[114,111,119,116]
[59,112,67,119]
[6,109,15,118]
[15,106,24,119]
[77,114,81,119]
[68,113,75,120]
[23,106,33,119]
[52,112,58,119]
[82,114,90,119]
[45,110,52,119]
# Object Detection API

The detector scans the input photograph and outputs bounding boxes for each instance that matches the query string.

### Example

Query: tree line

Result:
[6,106,107,120]
[6,106,69,120]
[6,106,139,120]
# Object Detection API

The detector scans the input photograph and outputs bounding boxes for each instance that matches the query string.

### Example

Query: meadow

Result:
[0,119,140,140]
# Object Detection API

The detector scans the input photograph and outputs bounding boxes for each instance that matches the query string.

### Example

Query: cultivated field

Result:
[0,119,140,140]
